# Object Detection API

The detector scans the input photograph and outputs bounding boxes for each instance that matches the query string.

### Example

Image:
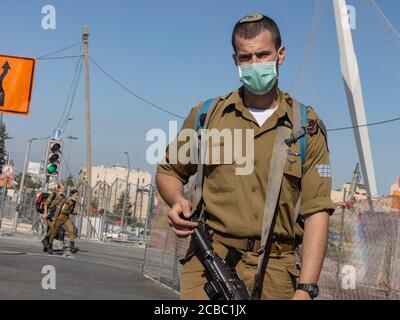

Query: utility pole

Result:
[143,184,153,242]
[139,181,144,223]
[134,177,140,219]
[122,152,131,234]
[83,25,93,219]
[12,138,36,232]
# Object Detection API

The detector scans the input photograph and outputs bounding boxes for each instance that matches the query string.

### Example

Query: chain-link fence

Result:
[143,195,400,299]
[142,193,190,292]
[74,180,154,242]
[319,197,400,300]
[0,190,46,234]
[0,179,155,244]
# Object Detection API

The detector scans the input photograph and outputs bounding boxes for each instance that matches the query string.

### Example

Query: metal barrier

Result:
[0,193,45,234]
[142,194,189,292]
[143,195,400,300]
[0,180,155,244]
[319,197,400,300]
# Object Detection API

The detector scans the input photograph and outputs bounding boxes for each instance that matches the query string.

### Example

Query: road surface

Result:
[0,231,179,300]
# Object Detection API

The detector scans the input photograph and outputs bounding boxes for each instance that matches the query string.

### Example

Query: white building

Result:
[79,165,152,222]
[331,183,368,204]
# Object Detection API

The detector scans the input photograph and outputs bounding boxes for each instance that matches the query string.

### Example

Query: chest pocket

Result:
[204,142,236,193]
[283,148,302,193]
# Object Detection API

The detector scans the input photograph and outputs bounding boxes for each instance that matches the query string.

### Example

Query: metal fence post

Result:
[79,183,87,238]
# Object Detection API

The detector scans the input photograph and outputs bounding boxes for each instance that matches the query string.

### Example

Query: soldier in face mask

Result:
[47,190,80,254]
[157,14,334,300]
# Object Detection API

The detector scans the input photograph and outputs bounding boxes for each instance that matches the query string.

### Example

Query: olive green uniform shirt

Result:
[55,198,77,218]
[45,192,65,210]
[158,88,334,239]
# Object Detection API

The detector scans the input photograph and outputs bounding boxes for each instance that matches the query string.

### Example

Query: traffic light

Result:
[45,139,62,177]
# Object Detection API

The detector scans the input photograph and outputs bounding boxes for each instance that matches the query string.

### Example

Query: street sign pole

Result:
[12,139,33,232]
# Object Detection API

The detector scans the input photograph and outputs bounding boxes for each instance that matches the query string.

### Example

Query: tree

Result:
[14,173,41,191]
[113,191,133,216]
[0,118,10,172]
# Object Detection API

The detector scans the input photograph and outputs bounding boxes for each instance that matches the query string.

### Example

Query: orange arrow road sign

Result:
[0,54,36,116]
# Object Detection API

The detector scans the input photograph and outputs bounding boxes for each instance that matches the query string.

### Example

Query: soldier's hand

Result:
[291,290,312,300]
[167,197,198,238]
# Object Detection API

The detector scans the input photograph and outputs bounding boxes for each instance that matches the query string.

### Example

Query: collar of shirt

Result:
[218,87,295,137]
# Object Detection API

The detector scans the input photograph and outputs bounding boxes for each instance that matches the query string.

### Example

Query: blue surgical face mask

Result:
[238,55,279,96]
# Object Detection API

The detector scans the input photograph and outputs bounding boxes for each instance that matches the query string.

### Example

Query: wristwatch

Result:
[296,283,319,299]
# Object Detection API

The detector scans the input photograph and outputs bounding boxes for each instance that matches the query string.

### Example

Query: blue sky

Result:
[1,0,399,194]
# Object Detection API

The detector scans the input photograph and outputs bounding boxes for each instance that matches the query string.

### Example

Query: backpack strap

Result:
[291,99,309,270]
[196,98,217,131]
[46,191,57,209]
[290,99,308,167]
[194,98,219,220]
[299,103,308,167]
[181,98,220,266]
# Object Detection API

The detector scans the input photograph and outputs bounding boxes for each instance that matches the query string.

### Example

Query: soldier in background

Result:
[41,183,65,252]
[47,189,79,254]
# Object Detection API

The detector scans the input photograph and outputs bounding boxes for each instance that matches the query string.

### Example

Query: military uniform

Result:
[157,88,335,300]
[48,198,77,245]
[44,191,65,239]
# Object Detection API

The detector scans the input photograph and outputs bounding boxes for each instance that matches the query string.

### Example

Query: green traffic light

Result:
[47,164,58,174]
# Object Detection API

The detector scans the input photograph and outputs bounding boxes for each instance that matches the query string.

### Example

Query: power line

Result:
[61,153,75,179]
[327,116,400,132]
[37,55,82,61]
[37,42,81,60]
[61,57,83,131]
[89,56,185,119]
[33,42,400,132]
[56,51,83,129]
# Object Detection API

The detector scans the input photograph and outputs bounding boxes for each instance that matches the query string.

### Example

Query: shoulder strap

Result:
[194,98,219,214]
[252,99,309,298]
[252,124,292,300]
[47,192,57,207]
[196,98,217,131]
[291,100,309,269]
[299,103,308,166]
[291,99,308,167]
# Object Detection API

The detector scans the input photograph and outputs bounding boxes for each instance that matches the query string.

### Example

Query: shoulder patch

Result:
[304,106,330,151]
[307,119,319,136]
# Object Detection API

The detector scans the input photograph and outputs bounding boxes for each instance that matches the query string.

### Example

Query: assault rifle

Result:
[188,210,250,300]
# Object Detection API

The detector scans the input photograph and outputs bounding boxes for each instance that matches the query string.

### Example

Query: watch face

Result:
[298,284,319,299]
[310,286,319,298]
